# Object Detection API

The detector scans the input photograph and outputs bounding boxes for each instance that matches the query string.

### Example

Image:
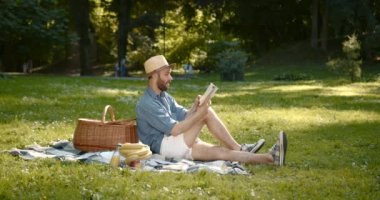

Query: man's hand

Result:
[195,98,210,118]
[172,96,210,136]
[188,95,201,114]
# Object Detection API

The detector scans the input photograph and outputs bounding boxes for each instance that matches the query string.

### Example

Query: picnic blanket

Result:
[4,140,249,175]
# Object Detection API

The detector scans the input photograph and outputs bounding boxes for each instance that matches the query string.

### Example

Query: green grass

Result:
[0,63,380,199]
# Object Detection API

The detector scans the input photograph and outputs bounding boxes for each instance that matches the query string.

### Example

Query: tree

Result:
[310,0,329,50]
[70,0,93,76]
[223,0,311,54]
[107,0,168,75]
[311,0,319,49]
[154,1,235,72]
[115,0,132,77]
[320,0,329,51]
[321,0,377,49]
[0,0,68,72]
[90,0,118,64]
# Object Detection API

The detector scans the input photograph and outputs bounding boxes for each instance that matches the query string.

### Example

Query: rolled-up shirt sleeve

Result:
[139,100,177,136]
[170,96,188,121]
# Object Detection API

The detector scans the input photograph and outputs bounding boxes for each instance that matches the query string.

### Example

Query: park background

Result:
[0,0,380,199]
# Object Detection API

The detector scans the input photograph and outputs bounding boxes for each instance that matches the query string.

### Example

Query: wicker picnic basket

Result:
[73,105,138,152]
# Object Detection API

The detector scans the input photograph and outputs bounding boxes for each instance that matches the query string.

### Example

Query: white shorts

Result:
[160,134,193,160]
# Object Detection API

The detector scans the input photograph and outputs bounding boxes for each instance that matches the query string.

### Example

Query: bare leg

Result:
[191,140,273,165]
[183,107,241,150]
[204,108,241,150]
[182,116,206,147]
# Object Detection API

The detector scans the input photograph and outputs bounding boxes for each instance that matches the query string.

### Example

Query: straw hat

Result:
[144,55,174,74]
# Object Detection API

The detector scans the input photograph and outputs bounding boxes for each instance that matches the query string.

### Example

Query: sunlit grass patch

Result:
[264,84,323,92]
[95,87,140,96]
[321,82,380,97]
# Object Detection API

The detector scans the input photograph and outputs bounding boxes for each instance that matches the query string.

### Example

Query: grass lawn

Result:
[0,64,379,199]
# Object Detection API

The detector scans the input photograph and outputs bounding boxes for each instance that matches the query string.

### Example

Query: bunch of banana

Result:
[119,142,152,163]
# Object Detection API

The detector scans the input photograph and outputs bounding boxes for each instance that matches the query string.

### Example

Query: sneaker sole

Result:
[279,131,287,166]
[250,139,265,153]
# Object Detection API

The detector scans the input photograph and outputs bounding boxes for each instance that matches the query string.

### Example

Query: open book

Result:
[199,83,218,105]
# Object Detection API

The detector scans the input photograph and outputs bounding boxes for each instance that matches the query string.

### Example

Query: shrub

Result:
[197,41,241,73]
[326,34,362,82]
[216,49,248,81]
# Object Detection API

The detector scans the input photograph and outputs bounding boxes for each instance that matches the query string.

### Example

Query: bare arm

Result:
[171,95,209,136]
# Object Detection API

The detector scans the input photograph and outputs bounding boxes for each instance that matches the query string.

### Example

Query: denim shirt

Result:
[136,87,187,153]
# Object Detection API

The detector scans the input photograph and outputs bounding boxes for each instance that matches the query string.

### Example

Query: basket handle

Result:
[102,105,116,123]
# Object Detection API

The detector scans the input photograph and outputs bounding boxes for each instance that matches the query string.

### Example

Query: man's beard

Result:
[157,74,170,91]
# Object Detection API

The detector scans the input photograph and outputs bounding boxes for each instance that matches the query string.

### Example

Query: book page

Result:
[199,83,218,105]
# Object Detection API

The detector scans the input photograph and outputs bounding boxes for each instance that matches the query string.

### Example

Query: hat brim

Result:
[146,63,176,76]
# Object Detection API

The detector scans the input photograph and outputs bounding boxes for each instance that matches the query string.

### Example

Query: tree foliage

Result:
[0,0,379,74]
[224,0,311,54]
[107,0,166,73]
[154,2,235,72]
[327,34,362,82]
[0,0,68,71]
[90,0,118,63]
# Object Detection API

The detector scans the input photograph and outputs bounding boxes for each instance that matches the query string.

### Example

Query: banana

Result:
[124,151,152,163]
[118,142,152,164]
[139,151,152,160]
[120,148,150,157]
[119,142,147,150]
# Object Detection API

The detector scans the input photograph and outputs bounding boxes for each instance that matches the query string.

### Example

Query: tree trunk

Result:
[71,0,92,76]
[320,0,328,51]
[117,0,132,77]
[310,0,319,49]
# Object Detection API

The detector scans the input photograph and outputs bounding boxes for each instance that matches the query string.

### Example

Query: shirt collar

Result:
[146,87,166,99]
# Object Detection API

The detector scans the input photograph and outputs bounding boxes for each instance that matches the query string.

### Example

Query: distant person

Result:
[182,63,193,78]
[27,60,33,73]
[22,59,33,74]
[114,58,127,77]
[114,61,119,77]
[119,58,126,77]
[136,55,287,166]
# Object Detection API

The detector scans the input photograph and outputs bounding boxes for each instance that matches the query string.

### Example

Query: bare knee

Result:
[204,107,216,122]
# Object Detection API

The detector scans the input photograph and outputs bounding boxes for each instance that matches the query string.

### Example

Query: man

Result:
[136,55,287,166]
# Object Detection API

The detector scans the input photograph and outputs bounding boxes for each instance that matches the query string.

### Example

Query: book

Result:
[199,83,218,105]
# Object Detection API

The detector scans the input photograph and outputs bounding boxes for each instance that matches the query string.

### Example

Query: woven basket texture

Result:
[73,105,138,152]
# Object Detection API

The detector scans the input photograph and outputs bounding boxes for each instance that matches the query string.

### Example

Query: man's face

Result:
[156,67,172,91]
